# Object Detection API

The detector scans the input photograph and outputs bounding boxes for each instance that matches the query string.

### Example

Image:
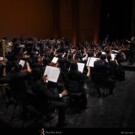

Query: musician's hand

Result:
[61,90,68,97]
[126,39,130,44]
[42,75,48,83]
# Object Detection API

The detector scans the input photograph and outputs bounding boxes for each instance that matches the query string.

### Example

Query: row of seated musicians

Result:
[0,54,125,127]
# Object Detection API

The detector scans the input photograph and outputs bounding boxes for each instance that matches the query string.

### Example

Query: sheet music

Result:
[111,54,116,61]
[51,57,59,63]
[19,60,25,68]
[86,57,98,67]
[77,63,85,73]
[44,66,60,83]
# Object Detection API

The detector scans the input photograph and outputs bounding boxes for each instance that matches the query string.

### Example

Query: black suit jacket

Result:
[94,60,110,77]
[129,42,135,53]
[31,80,61,108]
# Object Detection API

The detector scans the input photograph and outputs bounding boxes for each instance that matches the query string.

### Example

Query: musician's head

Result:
[31,68,43,80]
[70,62,78,72]
[100,54,107,60]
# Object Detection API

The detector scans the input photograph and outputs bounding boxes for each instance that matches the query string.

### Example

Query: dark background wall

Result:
[79,0,100,42]
[0,0,100,44]
[54,0,101,44]
[0,0,54,39]
[100,0,133,41]
[0,0,134,43]
[131,0,135,37]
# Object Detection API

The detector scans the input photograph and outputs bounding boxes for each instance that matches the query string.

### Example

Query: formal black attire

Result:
[31,68,67,127]
[94,59,115,96]
[9,64,31,118]
[129,41,135,65]
[67,62,89,107]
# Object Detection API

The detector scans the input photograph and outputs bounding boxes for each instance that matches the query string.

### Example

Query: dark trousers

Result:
[52,101,67,127]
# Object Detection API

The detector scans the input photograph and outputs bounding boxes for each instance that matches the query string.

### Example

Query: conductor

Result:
[127,37,135,65]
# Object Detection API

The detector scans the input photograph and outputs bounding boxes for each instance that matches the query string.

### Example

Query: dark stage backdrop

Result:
[100,0,133,41]
[59,0,100,45]
[0,0,100,44]
[0,0,54,39]
[131,0,135,37]
[0,0,133,43]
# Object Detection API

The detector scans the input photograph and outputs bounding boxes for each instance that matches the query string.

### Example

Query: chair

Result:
[91,72,110,97]
[0,83,9,106]
[0,75,10,106]
[67,80,87,107]
[24,90,56,127]
[0,76,10,114]
[9,88,28,122]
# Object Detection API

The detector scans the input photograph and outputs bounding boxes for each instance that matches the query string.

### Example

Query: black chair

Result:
[0,66,10,107]
[0,83,9,107]
[91,72,111,97]
[9,88,28,122]
[24,90,56,127]
[67,80,87,107]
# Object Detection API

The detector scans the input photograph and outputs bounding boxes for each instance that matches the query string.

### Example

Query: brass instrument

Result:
[0,40,6,76]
